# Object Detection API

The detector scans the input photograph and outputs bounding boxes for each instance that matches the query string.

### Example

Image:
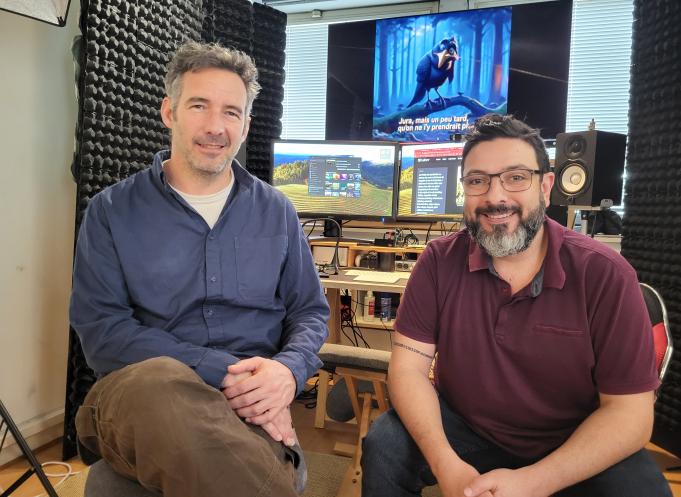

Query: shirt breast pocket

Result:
[235,235,288,306]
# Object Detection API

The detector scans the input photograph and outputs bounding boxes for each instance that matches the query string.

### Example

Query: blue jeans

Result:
[361,397,671,497]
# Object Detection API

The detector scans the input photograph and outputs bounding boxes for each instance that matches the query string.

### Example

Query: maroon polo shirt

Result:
[394,217,659,459]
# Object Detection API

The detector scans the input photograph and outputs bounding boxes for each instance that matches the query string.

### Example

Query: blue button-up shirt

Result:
[70,151,329,393]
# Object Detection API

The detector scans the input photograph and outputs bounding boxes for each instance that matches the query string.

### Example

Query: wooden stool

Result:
[317,343,391,497]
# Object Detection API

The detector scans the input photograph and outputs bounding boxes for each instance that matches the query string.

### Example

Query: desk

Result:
[320,269,409,343]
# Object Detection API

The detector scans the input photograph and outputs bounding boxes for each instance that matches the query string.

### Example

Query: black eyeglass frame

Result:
[459,168,544,196]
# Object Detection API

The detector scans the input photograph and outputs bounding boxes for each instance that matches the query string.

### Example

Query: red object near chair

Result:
[640,283,673,382]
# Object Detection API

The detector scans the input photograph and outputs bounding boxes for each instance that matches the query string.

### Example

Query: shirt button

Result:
[208,235,215,241]
[206,309,214,316]
[210,276,217,282]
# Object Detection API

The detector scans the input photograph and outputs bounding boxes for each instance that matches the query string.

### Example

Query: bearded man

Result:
[361,114,671,497]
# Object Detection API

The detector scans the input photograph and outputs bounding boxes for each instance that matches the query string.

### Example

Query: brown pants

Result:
[76,357,300,497]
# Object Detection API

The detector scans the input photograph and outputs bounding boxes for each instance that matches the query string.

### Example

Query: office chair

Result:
[84,459,156,497]
[0,399,59,497]
[640,282,674,383]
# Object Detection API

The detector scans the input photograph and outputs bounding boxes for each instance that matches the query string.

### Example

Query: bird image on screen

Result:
[372,7,511,142]
[407,37,460,109]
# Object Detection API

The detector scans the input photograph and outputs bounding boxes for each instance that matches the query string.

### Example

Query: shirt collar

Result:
[467,215,567,291]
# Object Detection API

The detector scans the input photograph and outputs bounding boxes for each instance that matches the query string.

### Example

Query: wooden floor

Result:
[2,400,680,496]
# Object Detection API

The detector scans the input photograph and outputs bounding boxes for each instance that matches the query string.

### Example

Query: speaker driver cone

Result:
[559,162,588,195]
[564,135,587,159]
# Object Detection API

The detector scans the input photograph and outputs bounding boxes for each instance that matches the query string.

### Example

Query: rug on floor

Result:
[45,453,442,497]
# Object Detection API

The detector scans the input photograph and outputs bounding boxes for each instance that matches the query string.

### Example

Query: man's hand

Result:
[433,457,493,497]
[222,357,296,424]
[261,406,297,447]
[463,467,543,497]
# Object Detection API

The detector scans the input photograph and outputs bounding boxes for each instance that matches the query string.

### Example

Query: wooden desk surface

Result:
[310,239,426,255]
[319,269,409,293]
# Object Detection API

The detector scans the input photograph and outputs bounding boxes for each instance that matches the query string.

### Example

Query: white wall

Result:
[0,5,80,463]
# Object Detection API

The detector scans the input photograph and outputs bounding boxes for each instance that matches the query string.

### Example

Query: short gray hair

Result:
[164,41,261,116]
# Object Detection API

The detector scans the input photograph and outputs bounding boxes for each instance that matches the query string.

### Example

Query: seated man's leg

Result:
[361,397,530,497]
[76,357,298,497]
[361,409,436,497]
[555,448,672,497]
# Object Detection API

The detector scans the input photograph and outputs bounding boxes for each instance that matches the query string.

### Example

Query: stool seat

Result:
[85,460,158,497]
[318,343,391,372]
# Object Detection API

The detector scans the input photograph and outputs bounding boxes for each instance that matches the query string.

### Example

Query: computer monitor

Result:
[272,140,399,223]
[397,142,465,221]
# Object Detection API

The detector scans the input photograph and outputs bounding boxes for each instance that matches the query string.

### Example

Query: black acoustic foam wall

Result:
[202,0,286,183]
[64,0,286,459]
[621,0,681,457]
[247,2,287,183]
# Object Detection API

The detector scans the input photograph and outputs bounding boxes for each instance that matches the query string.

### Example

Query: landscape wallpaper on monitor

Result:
[272,142,396,218]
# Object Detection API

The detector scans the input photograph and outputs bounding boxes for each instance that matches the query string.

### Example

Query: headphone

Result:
[355,251,378,269]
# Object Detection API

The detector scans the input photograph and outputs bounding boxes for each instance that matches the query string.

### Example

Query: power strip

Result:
[394,260,417,272]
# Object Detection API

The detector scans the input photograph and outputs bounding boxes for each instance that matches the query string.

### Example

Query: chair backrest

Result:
[640,282,674,382]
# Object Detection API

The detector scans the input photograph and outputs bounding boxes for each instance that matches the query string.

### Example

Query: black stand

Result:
[323,217,342,239]
[319,217,371,244]
[0,400,59,497]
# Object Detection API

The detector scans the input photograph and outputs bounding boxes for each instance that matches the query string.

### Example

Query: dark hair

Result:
[164,41,261,116]
[461,114,551,174]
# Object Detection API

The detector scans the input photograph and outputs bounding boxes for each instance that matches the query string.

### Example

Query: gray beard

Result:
[464,199,546,258]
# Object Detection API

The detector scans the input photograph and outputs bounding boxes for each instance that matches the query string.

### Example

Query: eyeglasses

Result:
[460,169,542,196]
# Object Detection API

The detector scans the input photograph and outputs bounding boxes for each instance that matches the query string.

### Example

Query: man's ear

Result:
[160,97,173,129]
[542,171,555,206]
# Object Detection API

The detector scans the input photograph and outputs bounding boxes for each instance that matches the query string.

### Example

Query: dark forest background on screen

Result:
[373,8,511,142]
[326,0,572,142]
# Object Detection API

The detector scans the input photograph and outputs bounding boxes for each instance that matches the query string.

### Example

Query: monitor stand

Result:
[310,218,373,244]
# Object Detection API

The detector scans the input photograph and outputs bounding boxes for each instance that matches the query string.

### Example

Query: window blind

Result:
[565,0,633,135]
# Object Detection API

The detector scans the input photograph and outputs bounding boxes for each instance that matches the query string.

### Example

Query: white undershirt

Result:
[164,162,235,229]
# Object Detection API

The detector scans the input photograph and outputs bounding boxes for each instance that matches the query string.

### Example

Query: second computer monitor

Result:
[397,142,465,221]
[272,140,398,220]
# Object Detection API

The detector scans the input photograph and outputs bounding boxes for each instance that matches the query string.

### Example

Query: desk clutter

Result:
[311,240,422,275]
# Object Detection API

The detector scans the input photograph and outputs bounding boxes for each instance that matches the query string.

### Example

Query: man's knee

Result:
[362,409,414,469]
[364,410,400,452]
[603,449,672,496]
[127,356,197,382]
[92,357,215,424]
[114,356,202,394]
[558,449,672,497]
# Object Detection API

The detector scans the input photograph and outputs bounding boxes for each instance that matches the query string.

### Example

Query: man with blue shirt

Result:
[71,41,329,497]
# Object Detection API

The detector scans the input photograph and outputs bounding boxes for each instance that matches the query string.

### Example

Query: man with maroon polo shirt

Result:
[361,114,671,497]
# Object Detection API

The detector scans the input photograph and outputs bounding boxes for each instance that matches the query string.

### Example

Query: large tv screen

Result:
[271,140,398,220]
[373,8,511,142]
[326,0,572,142]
